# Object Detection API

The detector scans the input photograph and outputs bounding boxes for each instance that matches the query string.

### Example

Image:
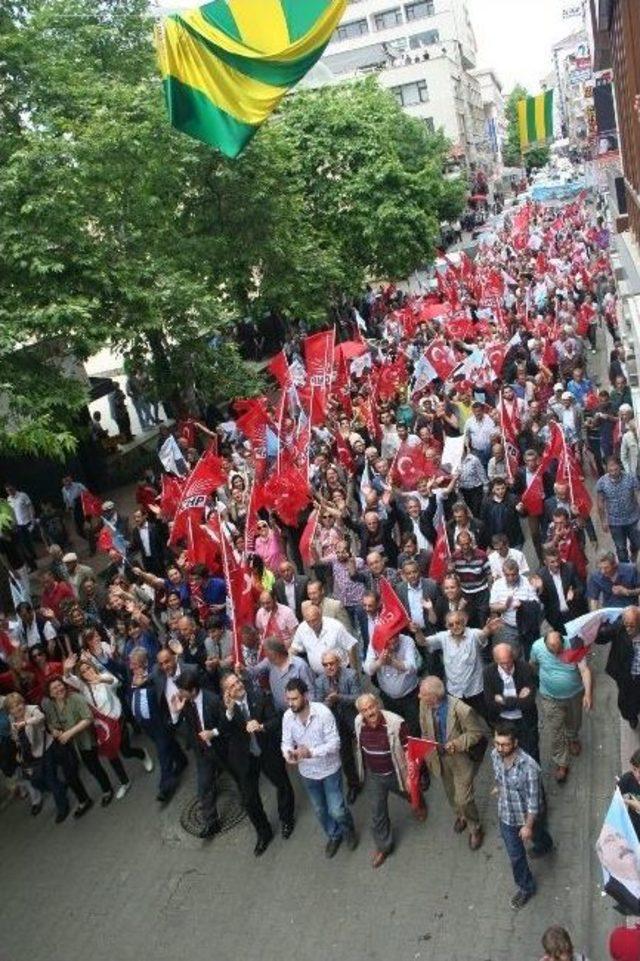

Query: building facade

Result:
[470,67,505,171]
[551,28,593,145]
[321,0,490,170]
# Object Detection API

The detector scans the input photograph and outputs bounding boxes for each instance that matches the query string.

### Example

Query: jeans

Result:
[499,817,553,895]
[32,745,69,816]
[301,768,354,841]
[610,522,640,563]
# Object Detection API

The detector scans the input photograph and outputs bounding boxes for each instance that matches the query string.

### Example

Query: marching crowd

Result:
[1,191,639,928]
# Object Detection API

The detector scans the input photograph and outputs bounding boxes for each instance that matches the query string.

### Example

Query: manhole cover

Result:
[180,772,246,837]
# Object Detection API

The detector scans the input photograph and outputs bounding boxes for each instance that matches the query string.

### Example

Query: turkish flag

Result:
[159,474,184,520]
[406,737,437,811]
[428,519,450,581]
[486,342,507,377]
[185,514,221,572]
[177,419,197,449]
[499,399,519,447]
[299,510,319,567]
[420,302,451,322]
[424,339,457,381]
[556,527,588,580]
[81,490,103,519]
[376,356,408,400]
[371,577,410,654]
[520,467,545,517]
[445,318,476,342]
[262,466,311,527]
[335,432,355,474]
[96,525,115,554]
[392,443,436,490]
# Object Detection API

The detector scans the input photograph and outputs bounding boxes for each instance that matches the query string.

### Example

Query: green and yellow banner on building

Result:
[517,90,554,151]
[155,0,347,158]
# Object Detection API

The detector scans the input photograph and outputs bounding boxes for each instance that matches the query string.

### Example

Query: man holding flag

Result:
[354,692,427,869]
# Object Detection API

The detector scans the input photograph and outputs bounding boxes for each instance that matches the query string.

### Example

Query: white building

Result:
[321,0,490,170]
[551,29,593,145]
[470,67,505,171]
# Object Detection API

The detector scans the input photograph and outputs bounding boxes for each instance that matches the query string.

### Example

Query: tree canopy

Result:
[503,84,551,172]
[0,0,464,457]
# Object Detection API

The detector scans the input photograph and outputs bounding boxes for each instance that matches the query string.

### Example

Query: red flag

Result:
[169,451,228,545]
[392,443,437,490]
[235,397,271,451]
[96,525,114,554]
[371,577,410,655]
[177,418,197,449]
[81,490,103,518]
[299,510,319,568]
[303,329,334,389]
[216,516,255,666]
[375,356,408,401]
[445,317,476,342]
[406,737,437,811]
[499,397,519,446]
[335,432,355,474]
[428,519,451,581]
[262,465,311,527]
[424,339,457,381]
[486,342,507,378]
[159,474,184,520]
[185,514,221,572]
[135,483,158,510]
[556,449,593,517]
[556,526,588,580]
[520,467,545,516]
[267,351,291,389]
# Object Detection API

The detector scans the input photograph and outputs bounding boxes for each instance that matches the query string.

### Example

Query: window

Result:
[373,7,403,29]
[335,18,369,40]
[390,79,429,107]
[424,117,435,133]
[404,0,435,21]
[409,28,439,48]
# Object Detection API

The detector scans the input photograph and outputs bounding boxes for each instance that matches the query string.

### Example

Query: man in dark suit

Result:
[128,646,188,805]
[130,508,168,577]
[483,643,539,761]
[531,546,587,631]
[273,560,309,621]
[174,670,227,838]
[512,449,555,561]
[219,672,295,855]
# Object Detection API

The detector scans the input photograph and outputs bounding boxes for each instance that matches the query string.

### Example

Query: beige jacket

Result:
[419,695,488,778]
[355,709,408,791]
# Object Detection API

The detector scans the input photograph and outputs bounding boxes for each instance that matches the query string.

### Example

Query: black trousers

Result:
[336,716,359,790]
[617,675,640,724]
[464,589,490,629]
[120,722,145,761]
[195,749,222,829]
[461,486,484,519]
[57,743,111,802]
[380,688,420,736]
[230,750,295,840]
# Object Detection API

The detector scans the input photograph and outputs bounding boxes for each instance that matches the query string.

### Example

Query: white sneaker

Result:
[142,750,154,773]
[116,782,131,801]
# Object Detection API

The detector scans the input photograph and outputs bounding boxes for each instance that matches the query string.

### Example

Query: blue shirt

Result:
[595,473,640,526]
[567,378,593,407]
[586,563,640,607]
[529,637,584,700]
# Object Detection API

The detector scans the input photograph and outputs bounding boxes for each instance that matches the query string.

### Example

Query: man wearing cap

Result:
[463,401,496,468]
[100,501,130,541]
[559,391,584,448]
[63,553,94,598]
[548,384,566,420]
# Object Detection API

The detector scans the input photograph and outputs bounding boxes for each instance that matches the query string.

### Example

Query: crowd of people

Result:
[0,191,638,940]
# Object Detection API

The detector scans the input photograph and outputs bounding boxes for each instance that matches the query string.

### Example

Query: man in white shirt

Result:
[487,534,529,581]
[489,558,540,648]
[282,677,357,858]
[5,483,37,570]
[426,610,497,721]
[463,403,496,467]
[363,633,420,735]
[291,602,358,674]
[153,647,185,725]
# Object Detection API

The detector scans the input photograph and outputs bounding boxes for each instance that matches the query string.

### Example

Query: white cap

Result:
[553,383,564,391]
[561,391,573,400]
[102,500,115,510]
[619,403,633,413]
[62,552,77,563]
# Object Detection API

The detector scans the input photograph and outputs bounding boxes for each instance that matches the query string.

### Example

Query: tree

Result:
[0,0,463,457]
[503,84,550,171]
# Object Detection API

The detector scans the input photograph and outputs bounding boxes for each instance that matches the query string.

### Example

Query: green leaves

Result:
[0,1,460,458]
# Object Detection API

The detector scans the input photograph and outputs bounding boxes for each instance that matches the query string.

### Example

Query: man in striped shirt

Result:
[451,530,491,627]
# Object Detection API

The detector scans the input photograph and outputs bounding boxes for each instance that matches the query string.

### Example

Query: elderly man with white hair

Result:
[418,675,488,850]
[291,601,359,675]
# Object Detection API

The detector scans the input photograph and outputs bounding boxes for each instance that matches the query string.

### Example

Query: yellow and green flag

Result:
[517,90,554,151]
[156,0,347,158]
